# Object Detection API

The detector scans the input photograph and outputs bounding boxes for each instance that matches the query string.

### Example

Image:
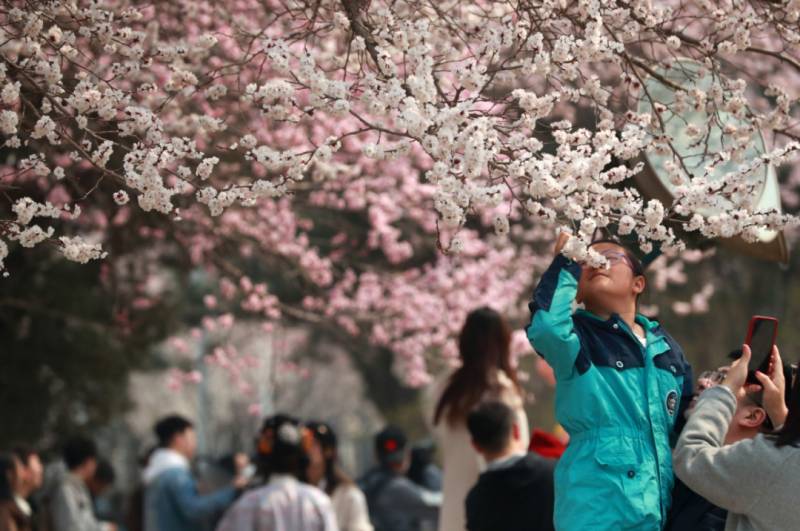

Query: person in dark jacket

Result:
[465,401,555,531]
[359,426,440,531]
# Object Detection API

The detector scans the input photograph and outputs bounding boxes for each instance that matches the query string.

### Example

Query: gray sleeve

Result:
[383,479,441,523]
[673,385,765,513]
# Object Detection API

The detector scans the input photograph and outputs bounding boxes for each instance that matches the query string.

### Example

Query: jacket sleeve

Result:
[673,386,767,513]
[673,359,694,437]
[526,254,583,380]
[166,469,236,522]
[385,479,440,524]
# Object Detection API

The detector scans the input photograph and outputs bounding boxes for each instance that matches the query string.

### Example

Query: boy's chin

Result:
[582,290,623,310]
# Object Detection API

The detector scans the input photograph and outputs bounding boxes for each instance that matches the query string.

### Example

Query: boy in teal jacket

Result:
[527,233,693,530]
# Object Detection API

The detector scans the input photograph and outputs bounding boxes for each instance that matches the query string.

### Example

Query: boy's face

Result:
[577,242,645,309]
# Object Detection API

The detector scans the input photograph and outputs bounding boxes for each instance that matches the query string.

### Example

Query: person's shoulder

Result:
[336,482,367,502]
[518,454,556,484]
[232,484,272,508]
[520,452,556,471]
[749,434,800,463]
[300,483,334,507]
[159,466,192,486]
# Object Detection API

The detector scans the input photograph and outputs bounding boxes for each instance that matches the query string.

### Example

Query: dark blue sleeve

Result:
[674,357,694,436]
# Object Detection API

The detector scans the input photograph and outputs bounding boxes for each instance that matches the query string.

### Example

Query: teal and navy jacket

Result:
[526,255,693,530]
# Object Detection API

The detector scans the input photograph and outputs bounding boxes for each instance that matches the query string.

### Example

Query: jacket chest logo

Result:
[665,390,678,417]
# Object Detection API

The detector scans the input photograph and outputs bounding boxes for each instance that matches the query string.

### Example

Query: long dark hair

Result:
[0,453,18,502]
[774,362,800,447]
[434,307,520,426]
[305,421,353,495]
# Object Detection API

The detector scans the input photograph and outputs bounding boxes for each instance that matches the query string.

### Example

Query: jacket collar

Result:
[575,310,662,334]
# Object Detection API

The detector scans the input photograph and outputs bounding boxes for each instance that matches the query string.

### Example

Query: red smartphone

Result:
[744,315,778,384]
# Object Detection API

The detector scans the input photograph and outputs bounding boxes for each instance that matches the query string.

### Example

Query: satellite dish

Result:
[635,58,788,263]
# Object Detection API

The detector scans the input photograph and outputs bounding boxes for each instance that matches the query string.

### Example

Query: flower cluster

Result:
[2,0,800,385]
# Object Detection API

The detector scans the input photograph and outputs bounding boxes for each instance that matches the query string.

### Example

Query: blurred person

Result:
[667,378,773,531]
[306,421,372,531]
[359,426,440,531]
[87,460,115,498]
[87,460,116,525]
[125,448,155,531]
[527,232,692,530]
[216,414,337,531]
[144,415,243,531]
[685,366,729,415]
[10,448,42,528]
[675,345,800,531]
[406,440,442,492]
[49,437,115,531]
[0,453,30,531]
[429,307,528,531]
[465,402,554,531]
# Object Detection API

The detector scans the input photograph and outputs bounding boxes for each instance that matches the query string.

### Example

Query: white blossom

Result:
[113,190,130,205]
[0,110,18,135]
[1,82,20,104]
[59,236,107,263]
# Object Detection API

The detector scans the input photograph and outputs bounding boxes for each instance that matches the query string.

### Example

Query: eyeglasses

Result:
[594,250,634,269]
[698,370,727,385]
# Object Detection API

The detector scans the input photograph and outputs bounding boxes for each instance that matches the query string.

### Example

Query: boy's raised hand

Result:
[755,345,789,428]
[722,344,751,394]
[554,231,572,257]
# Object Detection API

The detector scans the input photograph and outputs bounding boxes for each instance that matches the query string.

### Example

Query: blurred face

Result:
[306,438,325,485]
[18,454,43,496]
[687,366,729,413]
[577,243,644,311]
[172,428,198,459]
[11,457,25,493]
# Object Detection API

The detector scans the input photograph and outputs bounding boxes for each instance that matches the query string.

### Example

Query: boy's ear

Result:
[633,275,646,296]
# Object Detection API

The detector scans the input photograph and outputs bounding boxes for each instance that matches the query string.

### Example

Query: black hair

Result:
[0,453,18,502]
[256,414,309,480]
[306,421,352,494]
[94,459,116,486]
[407,440,438,488]
[154,415,193,448]
[466,401,515,454]
[11,446,37,467]
[62,436,98,471]
[774,360,800,447]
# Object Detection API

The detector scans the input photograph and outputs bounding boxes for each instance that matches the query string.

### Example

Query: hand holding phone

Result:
[753,345,789,427]
[744,316,778,385]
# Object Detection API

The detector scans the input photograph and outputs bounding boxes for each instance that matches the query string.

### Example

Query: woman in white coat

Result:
[429,307,529,531]
[306,421,373,531]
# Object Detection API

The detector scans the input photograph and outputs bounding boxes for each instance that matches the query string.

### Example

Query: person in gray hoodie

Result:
[143,415,245,531]
[48,437,115,531]
[674,344,800,531]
